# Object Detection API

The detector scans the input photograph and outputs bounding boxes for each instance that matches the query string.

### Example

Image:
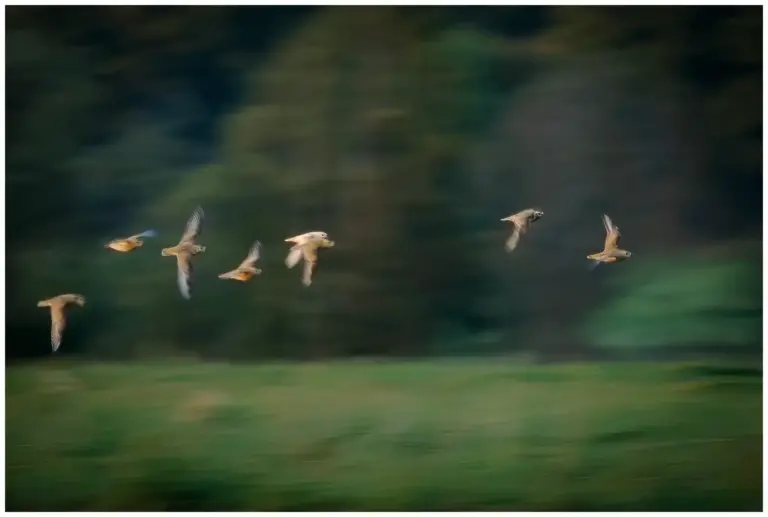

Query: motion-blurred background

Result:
[7,5,762,361]
[5,5,763,511]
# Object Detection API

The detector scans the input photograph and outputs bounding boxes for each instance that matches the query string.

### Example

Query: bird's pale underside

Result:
[285,231,335,286]
[36,293,85,352]
[161,206,206,299]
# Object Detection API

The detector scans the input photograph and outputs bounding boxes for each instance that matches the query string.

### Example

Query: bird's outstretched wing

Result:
[505,228,521,253]
[239,241,262,268]
[301,246,319,286]
[180,206,204,245]
[285,246,303,268]
[602,214,620,251]
[130,229,158,240]
[176,252,194,299]
[302,257,315,286]
[50,307,66,352]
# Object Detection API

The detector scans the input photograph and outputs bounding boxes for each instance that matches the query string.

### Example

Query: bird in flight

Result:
[161,206,206,299]
[500,208,544,252]
[36,293,85,352]
[587,213,632,270]
[285,231,335,286]
[219,240,263,282]
[104,229,158,252]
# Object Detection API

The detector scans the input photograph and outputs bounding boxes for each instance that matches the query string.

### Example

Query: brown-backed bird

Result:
[161,206,206,299]
[587,213,632,269]
[104,229,157,252]
[219,241,263,282]
[500,208,544,252]
[36,293,85,352]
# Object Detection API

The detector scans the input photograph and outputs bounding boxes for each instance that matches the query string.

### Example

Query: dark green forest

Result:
[6,6,762,361]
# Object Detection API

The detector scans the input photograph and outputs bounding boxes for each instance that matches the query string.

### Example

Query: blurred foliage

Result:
[584,245,762,350]
[6,6,762,361]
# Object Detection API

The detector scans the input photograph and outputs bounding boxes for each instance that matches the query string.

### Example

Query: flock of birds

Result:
[36,206,632,353]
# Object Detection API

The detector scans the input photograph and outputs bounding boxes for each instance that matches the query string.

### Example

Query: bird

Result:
[587,213,632,269]
[104,229,158,252]
[161,206,206,299]
[285,231,329,247]
[500,208,544,252]
[219,240,263,282]
[36,293,85,352]
[285,232,335,286]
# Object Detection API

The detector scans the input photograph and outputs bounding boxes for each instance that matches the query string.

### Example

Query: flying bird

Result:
[285,231,329,247]
[219,240,263,282]
[500,208,544,252]
[587,213,632,269]
[104,229,158,252]
[36,293,85,352]
[161,206,206,299]
[285,232,335,286]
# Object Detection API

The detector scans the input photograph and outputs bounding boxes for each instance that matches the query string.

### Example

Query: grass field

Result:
[5,359,762,511]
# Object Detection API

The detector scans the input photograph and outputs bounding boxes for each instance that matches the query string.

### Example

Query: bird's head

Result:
[310,231,328,241]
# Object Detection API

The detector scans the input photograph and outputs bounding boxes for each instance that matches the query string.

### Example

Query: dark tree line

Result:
[7,6,761,361]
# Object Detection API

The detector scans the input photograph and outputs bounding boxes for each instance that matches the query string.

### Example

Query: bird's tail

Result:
[137,229,158,238]
[587,259,602,271]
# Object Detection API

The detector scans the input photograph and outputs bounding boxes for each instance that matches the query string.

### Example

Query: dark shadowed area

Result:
[5,5,762,511]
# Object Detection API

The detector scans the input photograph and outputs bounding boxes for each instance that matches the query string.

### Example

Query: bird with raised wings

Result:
[37,293,85,352]
[500,208,544,252]
[219,240,263,282]
[587,213,632,269]
[285,232,335,286]
[104,229,158,252]
[161,206,206,299]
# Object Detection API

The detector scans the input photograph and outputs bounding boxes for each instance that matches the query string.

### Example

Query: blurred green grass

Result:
[6,359,762,510]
